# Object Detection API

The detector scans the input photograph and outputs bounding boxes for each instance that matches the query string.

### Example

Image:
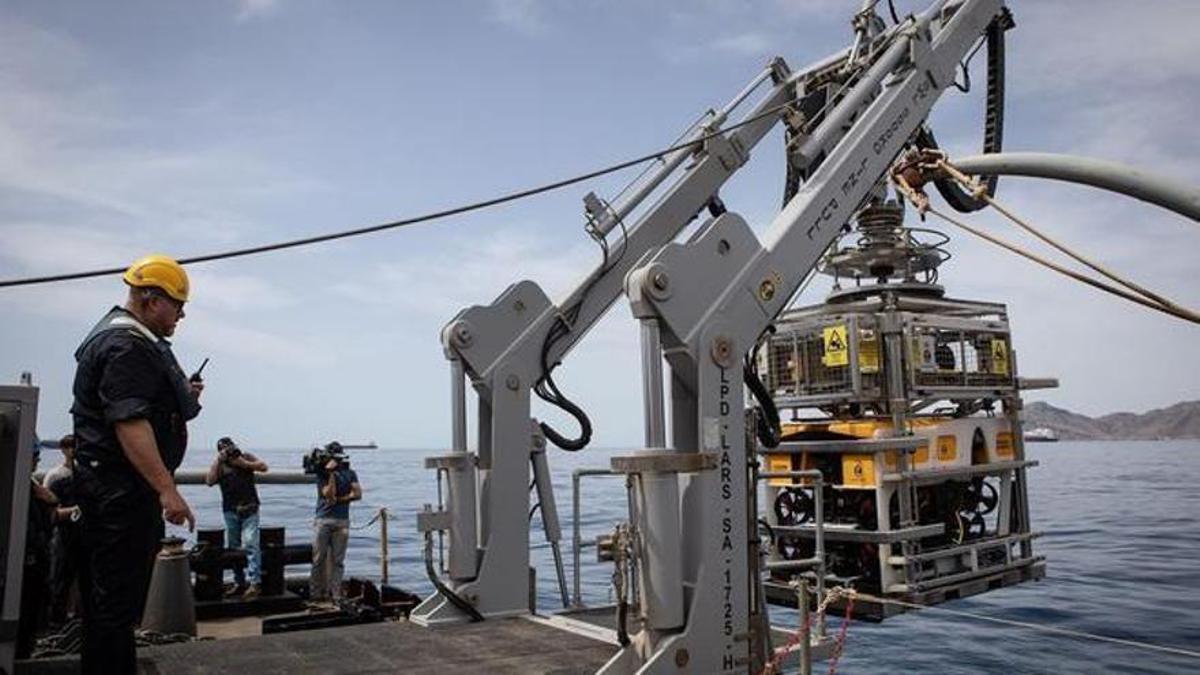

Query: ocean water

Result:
[173,441,1200,674]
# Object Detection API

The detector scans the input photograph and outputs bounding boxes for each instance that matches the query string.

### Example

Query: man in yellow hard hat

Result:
[70,254,203,674]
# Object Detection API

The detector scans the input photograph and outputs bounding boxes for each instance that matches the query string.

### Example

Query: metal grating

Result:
[909,326,1013,390]
[763,318,884,400]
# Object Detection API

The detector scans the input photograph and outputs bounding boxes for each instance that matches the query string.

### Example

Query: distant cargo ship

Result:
[1024,427,1059,442]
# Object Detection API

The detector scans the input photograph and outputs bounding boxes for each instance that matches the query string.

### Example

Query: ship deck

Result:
[16,616,619,674]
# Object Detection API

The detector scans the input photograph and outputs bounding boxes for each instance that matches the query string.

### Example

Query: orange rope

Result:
[826,594,856,675]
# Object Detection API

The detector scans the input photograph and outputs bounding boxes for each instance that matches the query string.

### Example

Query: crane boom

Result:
[415,3,1010,672]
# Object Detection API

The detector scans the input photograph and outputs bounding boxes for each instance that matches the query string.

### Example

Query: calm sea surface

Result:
[174,440,1200,673]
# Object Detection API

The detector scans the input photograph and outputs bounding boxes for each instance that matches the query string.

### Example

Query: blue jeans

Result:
[223,509,261,585]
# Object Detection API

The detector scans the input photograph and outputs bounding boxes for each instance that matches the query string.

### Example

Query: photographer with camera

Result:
[205,436,268,598]
[305,441,360,604]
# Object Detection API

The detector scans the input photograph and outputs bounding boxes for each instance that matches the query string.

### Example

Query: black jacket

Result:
[71,307,200,483]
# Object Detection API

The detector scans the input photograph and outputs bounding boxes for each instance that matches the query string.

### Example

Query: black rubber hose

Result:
[616,597,631,647]
[743,359,782,449]
[537,387,592,451]
[535,315,594,452]
[917,9,1011,213]
[423,532,484,622]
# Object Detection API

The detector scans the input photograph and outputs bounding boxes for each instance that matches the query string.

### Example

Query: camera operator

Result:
[309,442,360,603]
[205,436,268,598]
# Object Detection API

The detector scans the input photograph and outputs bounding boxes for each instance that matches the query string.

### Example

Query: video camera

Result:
[302,441,347,476]
[217,436,243,462]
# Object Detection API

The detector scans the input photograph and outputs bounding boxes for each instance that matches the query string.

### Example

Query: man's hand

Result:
[190,381,205,399]
[160,486,196,531]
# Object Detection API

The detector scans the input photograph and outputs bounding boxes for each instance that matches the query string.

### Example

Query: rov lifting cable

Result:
[0,97,803,292]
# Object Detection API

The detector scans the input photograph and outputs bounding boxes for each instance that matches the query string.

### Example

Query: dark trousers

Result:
[75,463,163,675]
[49,524,82,624]
[16,561,49,659]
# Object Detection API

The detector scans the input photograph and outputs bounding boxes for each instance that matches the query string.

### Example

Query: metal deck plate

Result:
[15,617,618,675]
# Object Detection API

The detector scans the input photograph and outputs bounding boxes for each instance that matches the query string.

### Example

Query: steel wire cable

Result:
[0,98,801,292]
[848,589,1200,661]
[925,206,1200,325]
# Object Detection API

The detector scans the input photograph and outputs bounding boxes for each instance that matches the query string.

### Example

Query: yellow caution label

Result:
[996,432,1014,458]
[842,454,876,489]
[936,435,958,462]
[858,330,880,373]
[991,339,1010,375]
[822,324,849,367]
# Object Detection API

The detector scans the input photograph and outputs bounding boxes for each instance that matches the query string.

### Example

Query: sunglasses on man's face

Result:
[151,291,185,315]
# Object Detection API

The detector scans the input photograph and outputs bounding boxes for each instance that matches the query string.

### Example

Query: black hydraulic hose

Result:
[616,597,631,647]
[917,8,1011,212]
[423,532,484,622]
[743,358,782,449]
[536,388,592,451]
[535,347,593,452]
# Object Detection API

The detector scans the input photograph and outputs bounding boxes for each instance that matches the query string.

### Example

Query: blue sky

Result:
[2,0,1198,450]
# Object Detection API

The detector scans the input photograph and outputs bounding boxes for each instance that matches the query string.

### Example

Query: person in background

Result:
[310,442,361,604]
[205,436,268,599]
[18,444,80,658]
[43,434,82,624]
[42,434,76,492]
[70,254,201,674]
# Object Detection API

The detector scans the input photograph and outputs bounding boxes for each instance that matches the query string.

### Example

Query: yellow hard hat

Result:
[123,254,190,302]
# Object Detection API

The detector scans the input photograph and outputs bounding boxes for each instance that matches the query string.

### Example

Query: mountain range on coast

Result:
[1022,401,1200,440]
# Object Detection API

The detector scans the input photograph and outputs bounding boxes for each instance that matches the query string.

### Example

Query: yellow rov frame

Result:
[757,293,1050,619]
[766,417,1016,491]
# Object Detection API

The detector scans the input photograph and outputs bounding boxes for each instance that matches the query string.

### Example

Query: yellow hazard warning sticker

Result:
[858,329,880,373]
[990,339,1009,375]
[841,454,876,488]
[822,324,849,367]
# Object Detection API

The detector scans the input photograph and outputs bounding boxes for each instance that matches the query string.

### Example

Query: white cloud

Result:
[715,33,773,56]
[488,0,550,36]
[234,0,281,22]
[0,18,324,259]
[1013,1,1200,94]
[333,226,604,319]
[186,318,332,367]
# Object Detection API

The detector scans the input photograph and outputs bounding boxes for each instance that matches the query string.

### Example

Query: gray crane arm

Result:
[640,0,1005,355]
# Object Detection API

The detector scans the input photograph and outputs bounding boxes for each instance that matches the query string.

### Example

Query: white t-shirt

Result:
[42,464,72,491]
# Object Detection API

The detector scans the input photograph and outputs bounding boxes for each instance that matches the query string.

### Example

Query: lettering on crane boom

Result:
[717,366,737,670]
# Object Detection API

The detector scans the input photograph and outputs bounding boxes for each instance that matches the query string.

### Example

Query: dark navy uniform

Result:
[71,306,200,674]
[17,483,53,659]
